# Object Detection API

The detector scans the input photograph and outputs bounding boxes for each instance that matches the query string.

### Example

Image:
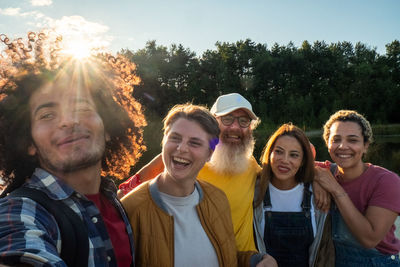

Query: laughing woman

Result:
[121,104,276,267]
[315,110,400,266]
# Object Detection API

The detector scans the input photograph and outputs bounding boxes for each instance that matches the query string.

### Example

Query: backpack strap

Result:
[9,187,89,267]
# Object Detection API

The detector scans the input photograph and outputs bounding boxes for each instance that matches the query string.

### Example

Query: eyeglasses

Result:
[220,115,251,128]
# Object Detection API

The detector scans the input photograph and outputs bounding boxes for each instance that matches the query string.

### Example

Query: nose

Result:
[338,141,347,149]
[281,153,289,162]
[229,118,241,129]
[177,142,188,152]
[59,109,80,129]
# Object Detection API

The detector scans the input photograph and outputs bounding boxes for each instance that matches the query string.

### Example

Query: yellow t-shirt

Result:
[198,157,261,251]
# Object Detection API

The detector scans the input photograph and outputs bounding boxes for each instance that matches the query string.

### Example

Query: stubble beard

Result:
[209,133,255,175]
[36,143,105,175]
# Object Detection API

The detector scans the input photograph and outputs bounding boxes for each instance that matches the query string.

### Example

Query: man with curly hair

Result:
[0,32,146,266]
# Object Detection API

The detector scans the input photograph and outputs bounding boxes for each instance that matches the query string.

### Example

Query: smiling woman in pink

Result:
[121,103,277,267]
[314,110,400,266]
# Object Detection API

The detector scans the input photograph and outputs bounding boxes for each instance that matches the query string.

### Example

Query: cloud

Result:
[0,7,22,16]
[50,16,109,36]
[31,0,53,6]
[48,16,112,50]
[0,7,112,51]
[0,7,43,18]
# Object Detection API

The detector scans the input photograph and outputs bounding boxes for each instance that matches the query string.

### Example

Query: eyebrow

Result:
[169,132,205,143]
[347,135,361,138]
[332,134,361,138]
[33,102,57,116]
[169,132,181,137]
[33,98,92,116]
[275,145,301,153]
[190,137,205,143]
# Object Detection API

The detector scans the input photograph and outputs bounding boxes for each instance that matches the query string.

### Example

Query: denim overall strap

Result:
[331,203,400,266]
[301,182,312,217]
[263,184,314,267]
[263,185,272,209]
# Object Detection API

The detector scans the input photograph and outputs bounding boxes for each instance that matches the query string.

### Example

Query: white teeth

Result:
[227,135,239,138]
[337,154,351,158]
[173,157,190,164]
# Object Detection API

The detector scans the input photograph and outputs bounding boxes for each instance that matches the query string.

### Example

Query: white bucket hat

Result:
[210,93,257,120]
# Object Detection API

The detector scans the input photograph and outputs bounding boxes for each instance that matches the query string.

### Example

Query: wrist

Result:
[333,190,347,199]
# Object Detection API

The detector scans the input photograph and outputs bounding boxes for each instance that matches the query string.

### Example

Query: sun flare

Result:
[63,40,92,60]
[52,16,110,60]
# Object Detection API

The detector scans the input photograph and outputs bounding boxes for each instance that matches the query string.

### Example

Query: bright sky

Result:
[0,0,399,56]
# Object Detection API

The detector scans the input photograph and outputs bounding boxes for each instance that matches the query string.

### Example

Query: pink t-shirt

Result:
[337,164,400,254]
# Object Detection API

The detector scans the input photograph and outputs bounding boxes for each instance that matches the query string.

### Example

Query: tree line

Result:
[121,39,400,130]
[119,39,400,174]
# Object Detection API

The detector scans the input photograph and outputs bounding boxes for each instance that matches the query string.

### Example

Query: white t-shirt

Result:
[160,188,219,267]
[261,183,317,236]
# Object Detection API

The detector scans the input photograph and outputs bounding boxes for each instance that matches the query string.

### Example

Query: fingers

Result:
[257,254,278,267]
[312,179,331,212]
[322,196,331,213]
[317,195,324,211]
[319,191,331,213]
[314,189,322,210]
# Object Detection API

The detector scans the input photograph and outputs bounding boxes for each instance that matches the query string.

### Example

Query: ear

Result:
[206,149,214,162]
[363,141,370,154]
[105,132,111,142]
[28,144,37,156]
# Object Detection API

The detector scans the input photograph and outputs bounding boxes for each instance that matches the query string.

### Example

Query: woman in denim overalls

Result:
[253,123,321,267]
[315,110,400,266]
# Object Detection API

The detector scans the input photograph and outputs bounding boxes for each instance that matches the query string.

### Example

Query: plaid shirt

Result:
[0,168,135,267]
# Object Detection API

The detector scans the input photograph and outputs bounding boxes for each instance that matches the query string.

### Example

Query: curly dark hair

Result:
[0,31,146,193]
[323,110,373,146]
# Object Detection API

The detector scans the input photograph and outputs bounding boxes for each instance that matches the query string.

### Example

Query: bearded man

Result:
[198,93,260,251]
[119,93,261,251]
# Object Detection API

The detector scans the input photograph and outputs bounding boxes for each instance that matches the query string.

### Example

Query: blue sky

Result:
[0,0,399,56]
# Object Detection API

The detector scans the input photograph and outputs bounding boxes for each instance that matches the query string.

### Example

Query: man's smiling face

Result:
[217,109,251,147]
[28,76,107,175]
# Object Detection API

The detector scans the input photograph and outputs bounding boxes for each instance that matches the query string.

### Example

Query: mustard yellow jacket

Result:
[122,178,260,267]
